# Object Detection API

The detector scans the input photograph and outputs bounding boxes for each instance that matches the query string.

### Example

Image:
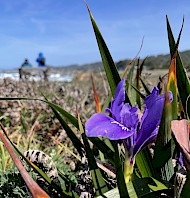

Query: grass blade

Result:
[136,148,156,179]
[85,2,123,98]
[0,97,117,166]
[88,137,115,163]
[153,17,184,181]
[78,114,109,195]
[0,128,50,198]
[91,75,101,112]
[82,133,109,195]
[153,91,174,181]
[0,97,79,128]
[166,16,190,118]
[112,141,130,197]
[140,78,151,95]
[0,97,85,158]
[50,106,84,157]
[136,58,141,108]
[130,83,146,100]
[0,122,71,197]
[167,54,178,119]
[126,60,136,101]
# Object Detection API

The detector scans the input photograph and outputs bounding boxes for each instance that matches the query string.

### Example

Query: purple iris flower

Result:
[85,78,173,162]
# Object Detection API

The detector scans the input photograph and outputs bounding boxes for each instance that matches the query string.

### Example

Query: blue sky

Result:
[0,0,190,69]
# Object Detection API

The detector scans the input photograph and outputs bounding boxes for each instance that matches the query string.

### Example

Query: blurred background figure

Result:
[21,58,32,67]
[36,52,46,67]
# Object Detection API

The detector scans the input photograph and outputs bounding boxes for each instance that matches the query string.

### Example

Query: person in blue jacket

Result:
[36,52,46,67]
[21,58,32,67]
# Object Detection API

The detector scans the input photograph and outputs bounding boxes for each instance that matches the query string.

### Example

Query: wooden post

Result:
[19,68,23,79]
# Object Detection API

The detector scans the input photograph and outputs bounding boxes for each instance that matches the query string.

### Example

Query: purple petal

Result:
[120,104,139,130]
[120,104,139,151]
[139,87,164,132]
[143,87,159,110]
[133,126,159,157]
[85,113,134,140]
[134,87,173,156]
[178,152,184,167]
[109,78,125,122]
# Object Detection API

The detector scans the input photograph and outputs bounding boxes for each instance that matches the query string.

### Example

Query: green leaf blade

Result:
[87,7,121,96]
[82,133,109,196]
[166,16,190,118]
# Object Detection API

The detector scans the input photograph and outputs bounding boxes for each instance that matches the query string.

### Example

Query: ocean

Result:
[0,71,73,82]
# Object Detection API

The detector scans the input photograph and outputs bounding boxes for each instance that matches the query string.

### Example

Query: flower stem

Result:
[124,156,134,184]
[112,141,130,197]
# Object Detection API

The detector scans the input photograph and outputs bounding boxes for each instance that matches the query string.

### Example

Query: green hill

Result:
[116,50,190,70]
[49,50,190,71]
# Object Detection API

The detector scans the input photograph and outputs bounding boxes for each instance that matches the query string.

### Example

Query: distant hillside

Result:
[116,50,190,70]
[49,50,190,71]
[142,50,190,69]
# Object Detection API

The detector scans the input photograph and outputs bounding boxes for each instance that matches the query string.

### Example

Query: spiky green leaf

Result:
[167,16,190,118]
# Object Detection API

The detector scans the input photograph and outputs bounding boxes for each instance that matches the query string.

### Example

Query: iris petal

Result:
[85,113,134,140]
[133,127,159,157]
[120,104,139,130]
[134,88,173,157]
[109,78,125,122]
